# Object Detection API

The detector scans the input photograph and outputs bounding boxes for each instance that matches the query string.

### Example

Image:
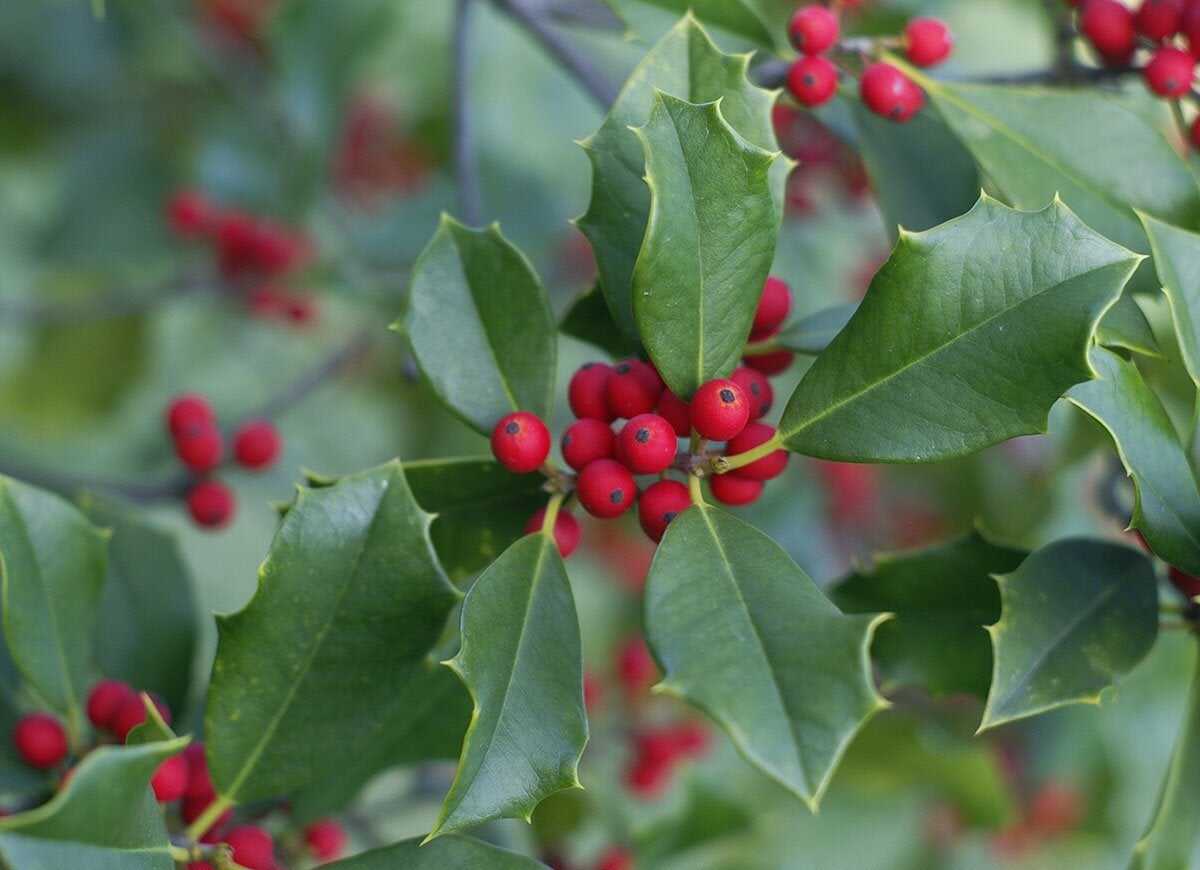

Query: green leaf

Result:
[0,644,44,794]
[1067,347,1200,576]
[0,476,107,733]
[430,534,587,840]
[636,785,753,865]
[1130,649,1200,870]
[0,738,188,870]
[1098,290,1161,359]
[631,93,778,397]
[397,216,557,435]
[619,0,780,48]
[1140,213,1200,384]
[323,834,545,869]
[644,503,887,809]
[79,495,198,716]
[559,284,641,360]
[124,693,176,746]
[980,538,1158,731]
[577,14,779,344]
[777,195,1140,462]
[772,303,857,357]
[205,461,460,805]
[831,531,1027,698]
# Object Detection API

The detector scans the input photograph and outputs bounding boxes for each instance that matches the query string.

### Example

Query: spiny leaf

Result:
[324,834,545,869]
[1140,212,1200,385]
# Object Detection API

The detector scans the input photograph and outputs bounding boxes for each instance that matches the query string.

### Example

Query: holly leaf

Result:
[323,834,545,869]
[980,538,1158,731]
[429,533,587,840]
[1098,290,1161,359]
[577,14,779,344]
[1140,212,1200,384]
[644,504,887,809]
[1067,347,1200,576]
[0,476,107,733]
[397,216,557,435]
[632,93,778,397]
[559,284,641,359]
[613,0,780,48]
[831,531,1028,698]
[205,461,461,805]
[125,693,176,746]
[773,303,857,357]
[777,195,1140,462]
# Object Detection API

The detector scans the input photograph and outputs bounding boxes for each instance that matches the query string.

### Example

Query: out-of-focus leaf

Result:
[324,834,545,869]
[772,303,857,357]
[1141,212,1200,384]
[559,284,640,359]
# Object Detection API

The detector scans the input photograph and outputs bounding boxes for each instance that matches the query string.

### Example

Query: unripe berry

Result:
[1080,0,1136,63]
[690,380,750,442]
[655,390,691,437]
[619,414,678,474]
[1169,566,1200,599]
[743,349,795,376]
[167,190,215,238]
[224,825,276,870]
[752,277,793,340]
[569,363,616,421]
[638,480,691,543]
[596,846,635,870]
[490,411,552,473]
[13,713,68,769]
[187,480,236,529]
[166,393,216,439]
[788,55,839,107]
[1144,46,1195,97]
[730,366,773,419]
[860,63,924,122]
[1136,0,1184,40]
[305,819,348,862]
[904,17,953,67]
[606,360,663,419]
[725,423,789,481]
[232,419,282,470]
[788,5,840,54]
[710,473,765,506]
[561,418,615,471]
[151,754,190,803]
[175,425,224,473]
[577,459,637,518]
[524,507,583,558]
[86,679,136,732]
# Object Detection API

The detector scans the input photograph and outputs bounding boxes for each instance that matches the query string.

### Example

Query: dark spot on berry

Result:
[505,421,520,435]
[663,511,677,523]
[749,383,761,396]
[581,362,596,370]
[616,363,632,374]
[562,434,572,448]
[719,388,736,404]
[609,488,625,504]
[635,428,650,444]
[803,73,815,86]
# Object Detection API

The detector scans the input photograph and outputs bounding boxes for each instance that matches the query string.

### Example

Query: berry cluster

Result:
[784,4,952,124]
[166,393,283,530]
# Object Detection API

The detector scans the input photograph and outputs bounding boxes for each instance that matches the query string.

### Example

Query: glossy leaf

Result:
[1140,212,1200,384]
[206,461,460,804]
[398,216,556,434]
[831,531,1027,698]
[644,503,887,809]
[773,303,857,357]
[632,93,778,397]
[577,15,779,344]
[1067,348,1200,575]
[430,534,587,839]
[559,284,641,359]
[617,0,779,48]
[980,538,1158,731]
[325,834,545,869]
[777,195,1140,462]
[1098,290,1161,358]
[0,476,107,732]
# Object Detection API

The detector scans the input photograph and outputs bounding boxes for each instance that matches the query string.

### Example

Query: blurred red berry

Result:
[167,393,216,439]
[13,713,68,769]
[188,480,236,529]
[584,671,602,712]
[232,419,281,470]
[595,846,635,870]
[182,792,232,838]
[788,55,839,107]
[167,190,215,237]
[1027,782,1084,837]
[224,825,276,870]
[860,63,924,122]
[1137,0,1184,40]
[616,636,658,695]
[184,742,215,800]
[752,277,793,340]
[743,349,795,375]
[655,390,691,437]
[305,819,348,862]
[1080,0,1136,63]
[1144,46,1196,96]
[789,5,840,54]
[151,754,190,803]
[1169,566,1200,599]
[86,679,136,732]
[904,17,953,67]
[175,424,224,473]
[524,507,583,558]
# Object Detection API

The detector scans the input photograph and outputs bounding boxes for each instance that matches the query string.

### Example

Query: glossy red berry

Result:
[13,713,68,769]
[224,825,276,870]
[577,459,637,518]
[690,380,750,442]
[752,277,793,340]
[904,17,953,67]
[655,391,691,437]
[788,5,839,54]
[232,419,281,470]
[151,754,190,803]
[569,363,616,421]
[743,349,795,376]
[490,412,552,473]
[638,480,691,543]
[710,473,765,506]
[86,679,136,731]
[1137,0,1184,40]
[167,190,215,238]
[1080,0,1136,62]
[596,846,635,870]
[606,360,663,419]
[187,480,236,529]
[166,393,216,439]
[619,413,678,474]
[788,55,839,107]
[524,507,583,558]
[561,418,615,471]
[1144,46,1195,96]
[175,425,224,473]
[725,423,789,481]
[305,819,348,862]
[1169,566,1200,599]
[860,62,924,122]
[730,366,773,419]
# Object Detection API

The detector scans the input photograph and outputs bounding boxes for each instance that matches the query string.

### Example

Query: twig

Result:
[454,0,485,226]
[0,271,218,328]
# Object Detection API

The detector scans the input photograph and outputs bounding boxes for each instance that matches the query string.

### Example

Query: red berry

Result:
[187,480,236,529]
[86,679,136,732]
[175,424,224,473]
[725,423,789,481]
[232,419,281,470]
[743,349,795,376]
[561,418,615,471]
[569,363,616,421]
[788,5,840,54]
[788,55,839,107]
[752,277,793,340]
[166,393,216,439]
[1145,46,1195,96]
[490,411,552,474]
[13,713,68,770]
[182,792,232,838]
[860,62,924,122]
[606,360,663,419]
[151,754,190,803]
[710,473,764,506]
[616,636,658,695]
[284,295,317,325]
[184,742,215,800]
[577,459,637,518]
[690,380,750,442]
[618,414,678,474]
[111,693,172,743]
[1027,782,1084,837]
[904,17,953,67]
[1169,566,1200,599]
[215,210,262,276]
[1137,0,1184,40]
[655,391,691,437]
[638,480,691,543]
[1185,0,1200,48]
[625,754,672,798]
[167,190,215,238]
[730,367,773,419]
[252,225,309,276]
[524,507,583,558]
[595,846,635,870]
[584,671,602,712]
[305,819,348,862]
[224,825,276,870]
[1080,0,1136,62]
[670,721,711,758]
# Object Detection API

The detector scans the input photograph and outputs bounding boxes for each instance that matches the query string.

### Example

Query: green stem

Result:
[1171,100,1191,147]
[169,845,191,862]
[688,472,705,506]
[184,795,234,843]
[714,433,785,474]
[541,492,564,536]
[743,337,781,356]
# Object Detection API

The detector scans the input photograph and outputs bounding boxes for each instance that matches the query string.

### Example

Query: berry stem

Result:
[688,472,704,506]
[713,432,785,474]
[452,0,484,227]
[743,336,783,356]
[183,794,234,843]
[541,492,565,537]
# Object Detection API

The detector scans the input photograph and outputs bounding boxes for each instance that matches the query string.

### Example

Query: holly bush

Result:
[2,0,1200,868]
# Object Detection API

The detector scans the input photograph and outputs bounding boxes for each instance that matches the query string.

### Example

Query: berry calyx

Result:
[619,413,678,474]
[743,349,795,376]
[860,62,924,122]
[577,459,637,519]
[86,679,136,731]
[13,713,68,770]
[638,480,691,543]
[166,393,216,439]
[606,360,663,419]
[788,5,840,54]
[187,480,236,529]
[1144,46,1195,97]
[1136,0,1184,40]
[569,362,615,421]
[690,380,750,442]
[1079,0,1136,63]
[151,754,190,803]
[710,473,765,506]
[232,419,282,470]
[175,425,224,473]
[524,507,583,558]
[904,17,953,67]
[224,825,276,870]
[725,423,789,481]
[730,366,773,419]
[490,411,552,474]
[561,418,615,471]
[788,55,839,107]
[655,390,691,437]
[305,819,348,862]
[752,277,793,340]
